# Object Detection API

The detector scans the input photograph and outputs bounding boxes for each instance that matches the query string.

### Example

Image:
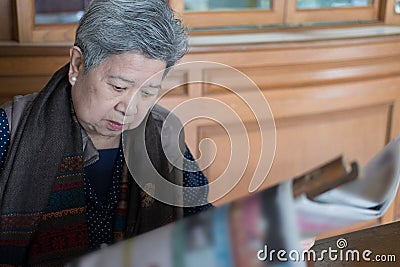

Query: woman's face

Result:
[69,48,166,148]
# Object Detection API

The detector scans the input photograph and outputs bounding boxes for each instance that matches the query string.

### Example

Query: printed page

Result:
[295,135,400,238]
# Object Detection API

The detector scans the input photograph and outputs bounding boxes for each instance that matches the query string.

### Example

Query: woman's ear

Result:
[69,46,84,85]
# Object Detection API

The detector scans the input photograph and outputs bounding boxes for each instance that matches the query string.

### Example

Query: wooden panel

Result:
[199,122,264,205]
[0,0,13,41]
[0,56,69,104]
[32,24,76,43]
[171,73,400,206]
[177,76,400,125]
[313,221,400,264]
[184,38,400,68]
[0,76,51,102]
[15,0,34,42]
[268,104,389,186]
[0,56,69,76]
[385,0,400,25]
[204,55,400,92]
[202,104,390,205]
[0,45,70,57]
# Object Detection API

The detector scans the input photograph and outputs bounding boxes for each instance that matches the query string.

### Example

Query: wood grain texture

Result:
[0,0,13,41]
[14,0,34,42]
[310,221,400,266]
[385,0,400,25]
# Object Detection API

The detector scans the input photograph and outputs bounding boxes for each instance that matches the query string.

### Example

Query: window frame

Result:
[285,0,382,24]
[12,0,394,43]
[170,0,285,28]
[15,0,76,43]
[172,0,383,29]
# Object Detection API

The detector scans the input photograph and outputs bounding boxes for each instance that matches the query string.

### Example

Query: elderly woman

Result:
[0,0,211,265]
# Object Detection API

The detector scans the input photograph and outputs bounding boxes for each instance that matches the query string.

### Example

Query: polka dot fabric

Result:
[0,108,212,248]
[0,109,10,170]
[83,146,124,249]
[183,147,213,216]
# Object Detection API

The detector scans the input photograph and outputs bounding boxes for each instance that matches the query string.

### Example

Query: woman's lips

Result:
[108,120,123,131]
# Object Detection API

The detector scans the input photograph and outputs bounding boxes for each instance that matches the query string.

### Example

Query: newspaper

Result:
[295,135,400,238]
[68,137,400,266]
[68,182,305,267]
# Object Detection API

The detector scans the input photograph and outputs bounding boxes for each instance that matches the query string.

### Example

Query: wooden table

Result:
[308,221,400,266]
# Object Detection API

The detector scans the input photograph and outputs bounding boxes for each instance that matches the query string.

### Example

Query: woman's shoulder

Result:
[150,104,181,124]
[0,92,38,136]
[149,104,186,158]
[150,104,184,136]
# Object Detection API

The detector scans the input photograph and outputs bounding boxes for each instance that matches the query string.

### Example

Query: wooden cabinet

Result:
[160,29,400,236]
[2,29,400,208]
[155,29,400,213]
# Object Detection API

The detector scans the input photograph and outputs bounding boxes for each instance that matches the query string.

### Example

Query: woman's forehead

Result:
[90,52,166,83]
[102,52,164,69]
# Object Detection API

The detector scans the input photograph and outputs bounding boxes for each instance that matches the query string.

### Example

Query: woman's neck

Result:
[89,134,121,150]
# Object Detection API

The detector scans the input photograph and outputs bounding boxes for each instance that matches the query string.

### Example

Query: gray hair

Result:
[75,0,188,73]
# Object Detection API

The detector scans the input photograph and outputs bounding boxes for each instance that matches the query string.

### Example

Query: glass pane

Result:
[396,0,400,14]
[35,0,90,24]
[297,0,373,9]
[185,0,270,12]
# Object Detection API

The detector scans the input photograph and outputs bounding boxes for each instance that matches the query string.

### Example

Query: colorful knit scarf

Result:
[0,64,183,266]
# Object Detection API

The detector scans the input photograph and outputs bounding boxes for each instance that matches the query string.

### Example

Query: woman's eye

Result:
[141,89,156,97]
[113,85,126,92]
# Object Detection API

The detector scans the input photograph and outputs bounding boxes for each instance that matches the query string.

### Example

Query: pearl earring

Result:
[71,76,77,82]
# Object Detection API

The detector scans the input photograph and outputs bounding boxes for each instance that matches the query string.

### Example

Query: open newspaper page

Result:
[68,182,305,267]
[295,135,400,238]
